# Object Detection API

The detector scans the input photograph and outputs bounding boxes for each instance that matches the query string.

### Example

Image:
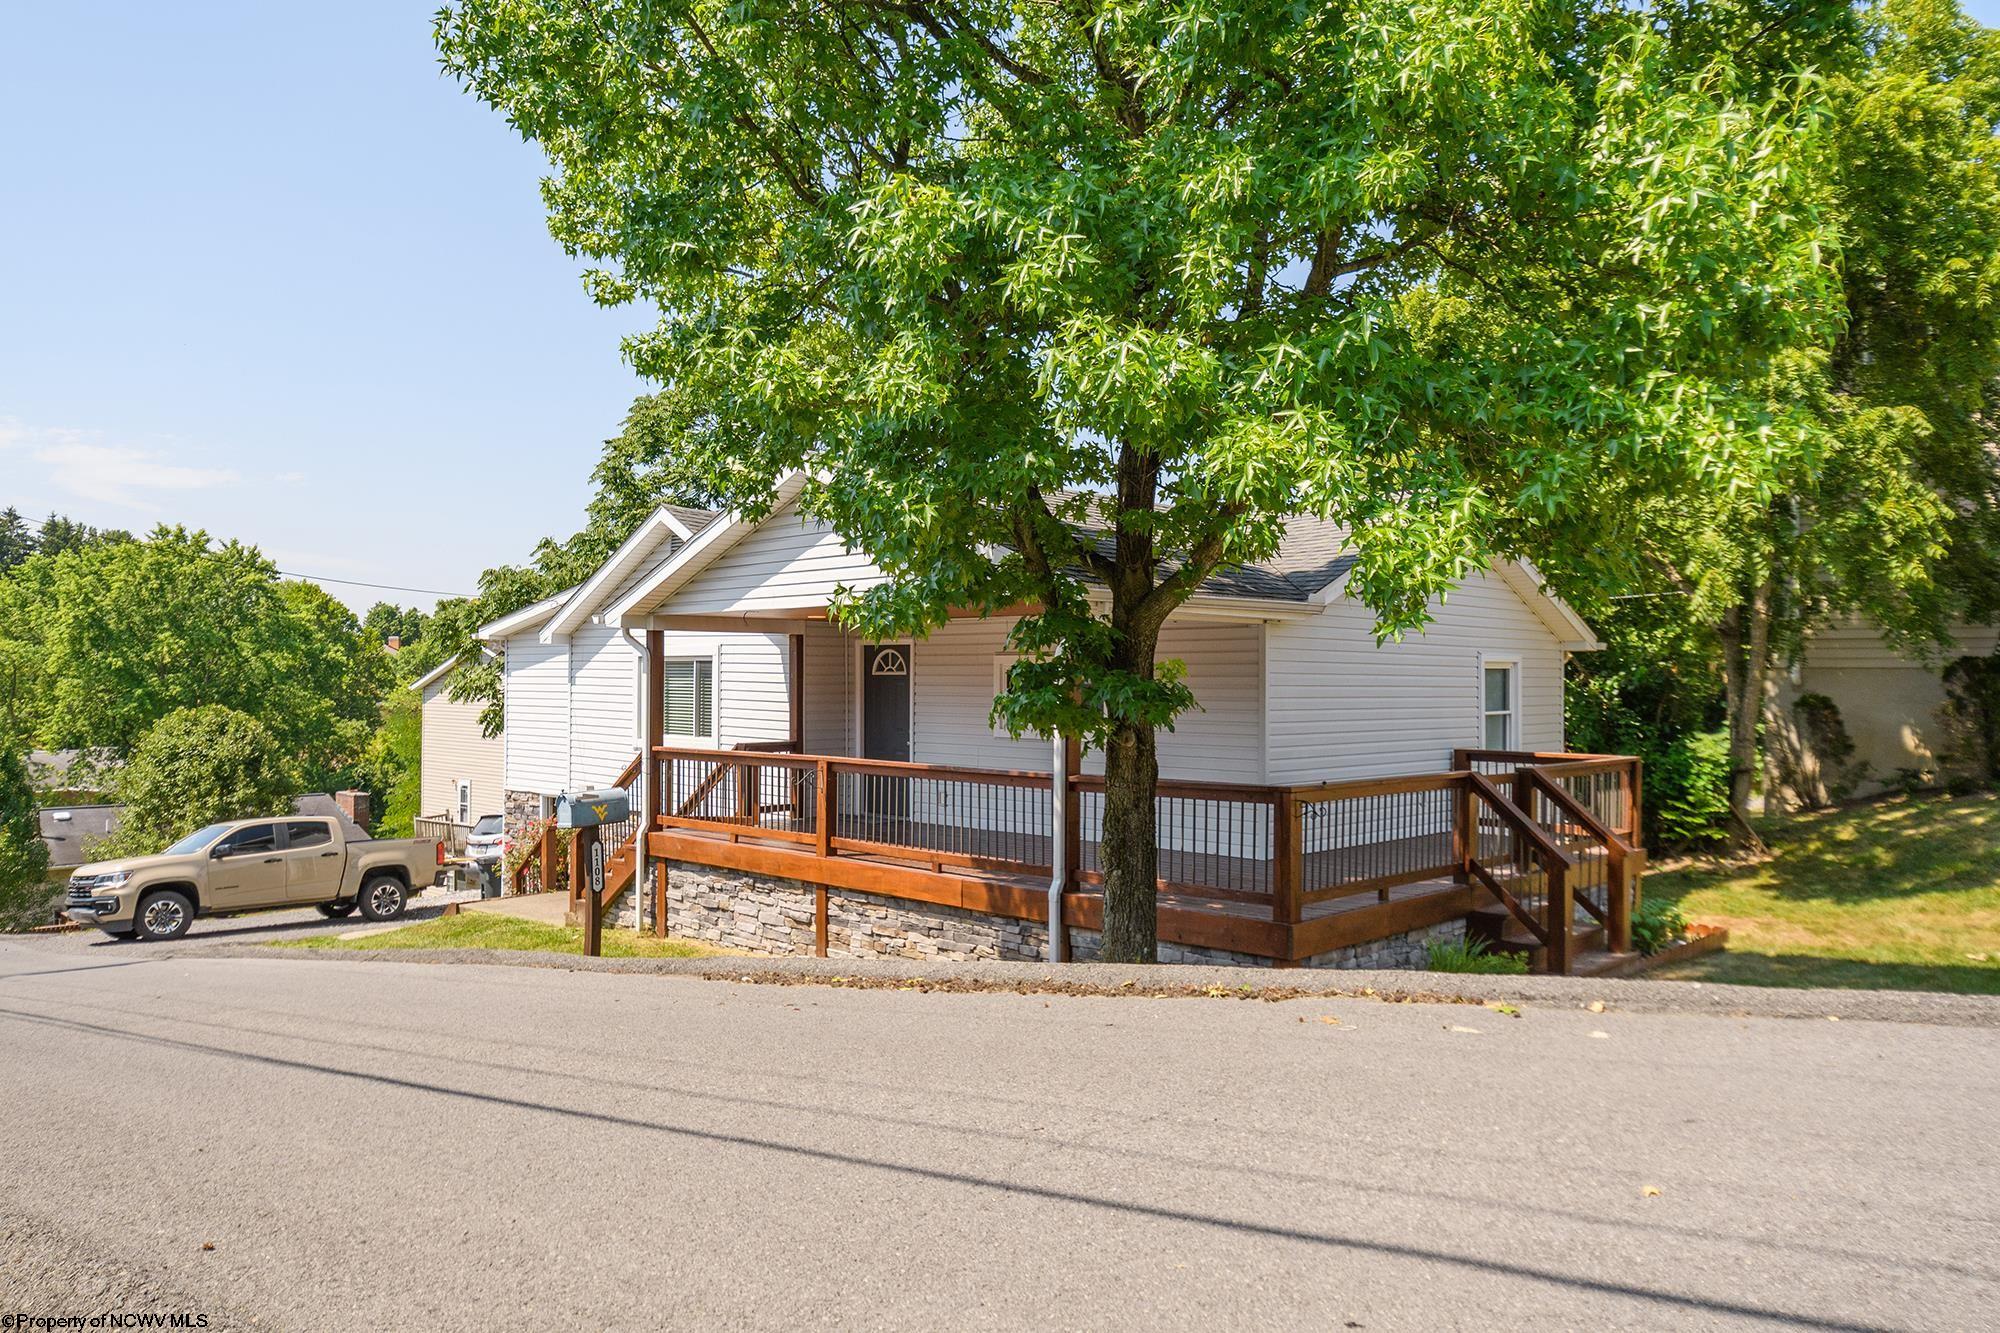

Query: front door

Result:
[860,644,912,825]
[205,822,288,910]
[861,644,912,762]
[281,819,344,902]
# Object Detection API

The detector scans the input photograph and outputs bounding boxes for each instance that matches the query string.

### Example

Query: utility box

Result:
[555,790,630,829]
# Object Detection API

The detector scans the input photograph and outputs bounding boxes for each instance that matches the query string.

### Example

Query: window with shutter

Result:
[663,658,715,739]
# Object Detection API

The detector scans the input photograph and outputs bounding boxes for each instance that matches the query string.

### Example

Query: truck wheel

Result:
[316,902,357,919]
[358,877,408,922]
[134,890,195,942]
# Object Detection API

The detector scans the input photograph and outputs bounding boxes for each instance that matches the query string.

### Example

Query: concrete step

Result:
[1572,950,1642,977]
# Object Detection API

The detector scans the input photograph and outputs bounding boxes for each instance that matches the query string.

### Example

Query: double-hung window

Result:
[663,657,715,740]
[1482,663,1517,750]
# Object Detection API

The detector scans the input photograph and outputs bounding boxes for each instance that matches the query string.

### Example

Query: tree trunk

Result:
[1719,581,1774,852]
[1097,711,1160,962]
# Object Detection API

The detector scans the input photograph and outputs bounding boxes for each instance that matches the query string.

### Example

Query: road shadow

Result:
[0,1002,1904,1333]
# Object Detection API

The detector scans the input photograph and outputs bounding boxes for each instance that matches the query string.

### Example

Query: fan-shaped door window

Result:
[861,644,912,763]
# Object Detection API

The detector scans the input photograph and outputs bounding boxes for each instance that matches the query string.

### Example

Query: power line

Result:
[277,570,472,599]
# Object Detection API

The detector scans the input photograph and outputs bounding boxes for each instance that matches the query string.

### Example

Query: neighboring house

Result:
[479,504,738,840]
[1771,619,2000,801]
[28,748,119,803]
[484,479,1640,975]
[412,655,507,845]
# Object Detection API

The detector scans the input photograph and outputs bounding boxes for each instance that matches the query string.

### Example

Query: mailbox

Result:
[555,790,630,829]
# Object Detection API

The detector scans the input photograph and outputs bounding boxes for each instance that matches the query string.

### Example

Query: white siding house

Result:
[479,505,796,839]
[482,486,1635,971]
[413,657,506,828]
[589,487,1599,786]
[1771,618,2000,798]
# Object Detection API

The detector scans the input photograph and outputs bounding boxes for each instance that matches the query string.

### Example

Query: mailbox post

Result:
[556,791,629,959]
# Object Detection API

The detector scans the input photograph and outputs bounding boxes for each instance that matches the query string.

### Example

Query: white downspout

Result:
[621,626,650,934]
[1048,731,1068,963]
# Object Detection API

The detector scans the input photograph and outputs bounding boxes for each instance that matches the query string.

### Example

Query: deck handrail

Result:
[1466,771,1574,971]
[647,741,1637,971]
[1519,768,1637,953]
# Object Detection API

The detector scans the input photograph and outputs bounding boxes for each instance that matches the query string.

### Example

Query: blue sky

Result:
[5,1,1998,612]
[1,1,651,610]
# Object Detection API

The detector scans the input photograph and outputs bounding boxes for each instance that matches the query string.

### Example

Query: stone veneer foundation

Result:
[661,860,1463,970]
[502,789,545,851]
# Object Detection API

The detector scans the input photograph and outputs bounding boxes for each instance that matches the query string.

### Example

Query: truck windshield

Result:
[164,824,231,856]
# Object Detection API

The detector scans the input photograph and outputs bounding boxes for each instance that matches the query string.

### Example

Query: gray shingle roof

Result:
[1070,513,1358,602]
[662,504,720,536]
[37,804,125,868]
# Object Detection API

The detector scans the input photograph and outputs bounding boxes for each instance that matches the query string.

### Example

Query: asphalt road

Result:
[1,942,1995,1331]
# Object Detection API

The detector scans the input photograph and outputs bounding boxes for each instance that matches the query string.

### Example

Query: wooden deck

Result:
[640,744,1646,972]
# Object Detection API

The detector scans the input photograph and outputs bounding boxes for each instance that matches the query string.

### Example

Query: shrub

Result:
[0,747,54,929]
[1938,652,2000,790]
[1632,897,1691,956]
[1647,729,1735,848]
[1426,935,1530,975]
[95,706,294,858]
[502,818,573,895]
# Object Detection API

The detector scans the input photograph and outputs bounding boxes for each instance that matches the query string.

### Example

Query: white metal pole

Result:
[1048,731,1068,963]
[624,627,650,934]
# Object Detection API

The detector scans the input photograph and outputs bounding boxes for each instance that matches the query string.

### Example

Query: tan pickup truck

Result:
[63,816,443,942]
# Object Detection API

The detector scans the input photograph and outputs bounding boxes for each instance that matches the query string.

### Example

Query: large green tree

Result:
[3,527,388,791]
[441,0,1841,958]
[0,746,51,929]
[97,706,294,857]
[0,509,33,572]
[1572,0,2000,841]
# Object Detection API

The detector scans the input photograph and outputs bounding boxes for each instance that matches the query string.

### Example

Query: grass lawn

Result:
[276,911,732,959]
[1645,791,2000,995]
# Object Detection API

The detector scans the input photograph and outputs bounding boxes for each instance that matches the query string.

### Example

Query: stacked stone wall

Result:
[661,860,1458,970]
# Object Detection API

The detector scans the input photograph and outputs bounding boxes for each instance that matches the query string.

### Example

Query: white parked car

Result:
[464,814,506,866]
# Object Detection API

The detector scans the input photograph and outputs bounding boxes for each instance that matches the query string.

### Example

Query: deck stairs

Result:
[1464,839,1639,977]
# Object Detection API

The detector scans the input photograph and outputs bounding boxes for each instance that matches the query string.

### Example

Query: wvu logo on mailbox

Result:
[591,803,609,820]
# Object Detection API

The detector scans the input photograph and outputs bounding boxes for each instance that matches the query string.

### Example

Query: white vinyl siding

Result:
[418,675,506,820]
[1263,567,1567,784]
[898,617,1264,782]
[500,631,571,794]
[568,621,638,787]
[719,637,793,746]
[666,505,886,616]
[800,619,854,756]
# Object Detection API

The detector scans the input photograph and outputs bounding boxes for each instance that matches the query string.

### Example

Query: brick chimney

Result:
[385,635,402,652]
[335,789,372,831]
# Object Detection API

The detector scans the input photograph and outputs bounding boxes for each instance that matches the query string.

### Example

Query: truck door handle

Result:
[263,857,282,864]
[319,851,338,858]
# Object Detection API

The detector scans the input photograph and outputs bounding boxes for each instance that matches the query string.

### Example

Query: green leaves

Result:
[438,0,1858,737]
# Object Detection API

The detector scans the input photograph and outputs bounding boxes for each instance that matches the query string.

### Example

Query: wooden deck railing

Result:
[414,816,471,856]
[649,744,1646,972]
